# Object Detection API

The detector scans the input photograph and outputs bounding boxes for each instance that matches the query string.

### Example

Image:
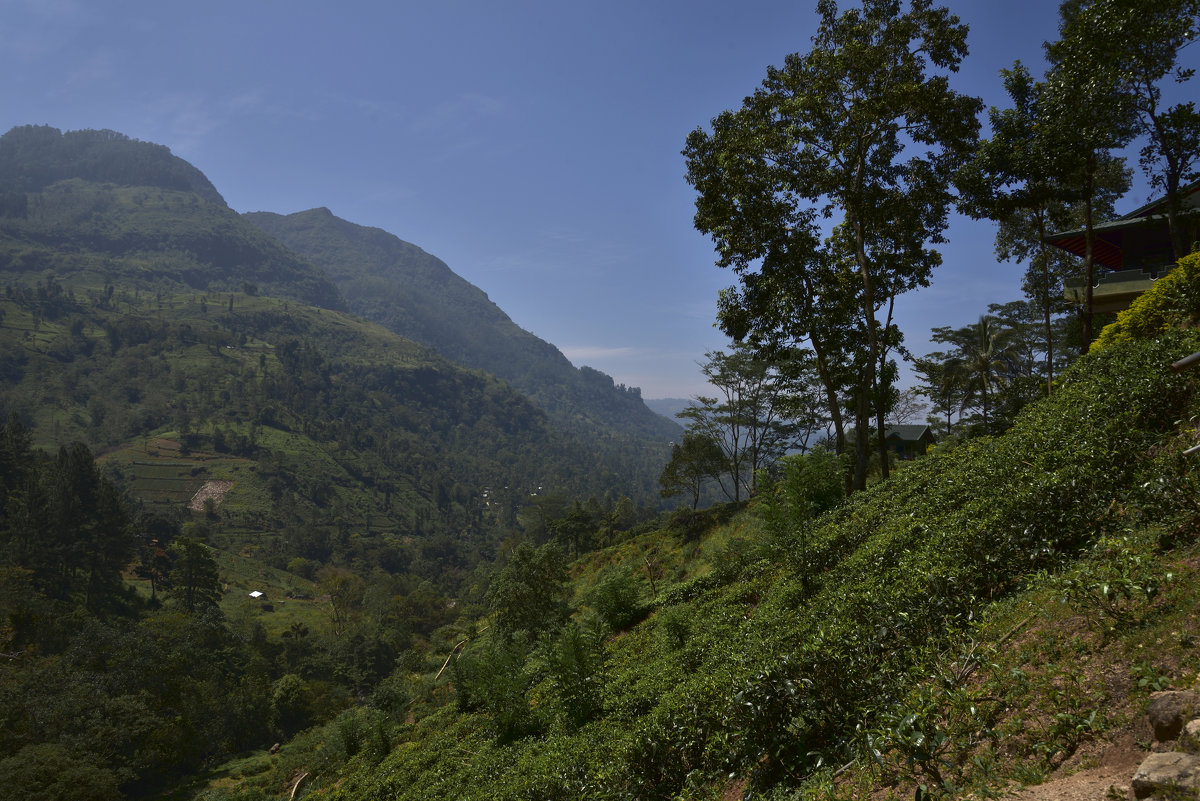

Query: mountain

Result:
[643,396,692,422]
[0,124,671,519]
[0,124,225,204]
[0,126,343,309]
[243,208,681,443]
[0,286,606,578]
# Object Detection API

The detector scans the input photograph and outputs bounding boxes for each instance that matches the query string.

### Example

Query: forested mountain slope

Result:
[0,287,636,560]
[0,124,672,508]
[244,208,681,442]
[0,126,343,309]
[0,124,225,205]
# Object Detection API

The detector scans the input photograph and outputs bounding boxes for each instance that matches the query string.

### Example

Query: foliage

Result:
[676,344,802,502]
[1055,534,1172,636]
[485,542,569,639]
[167,536,221,613]
[1071,0,1200,260]
[1093,251,1200,350]
[1042,0,1141,348]
[758,447,847,542]
[0,742,122,801]
[659,430,725,509]
[586,569,647,633]
[683,0,982,491]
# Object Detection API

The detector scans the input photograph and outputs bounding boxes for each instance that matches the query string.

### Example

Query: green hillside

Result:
[0,126,343,309]
[180,257,1200,801]
[0,125,225,205]
[244,208,681,443]
[0,285,658,553]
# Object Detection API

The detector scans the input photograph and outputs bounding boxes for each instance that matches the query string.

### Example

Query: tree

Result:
[945,316,1020,433]
[956,62,1085,393]
[677,345,798,502]
[167,537,221,613]
[684,0,981,490]
[912,352,964,436]
[485,542,568,639]
[1043,0,1140,351]
[39,443,133,612]
[1098,0,1200,259]
[318,566,365,637]
[885,388,929,426]
[659,431,725,509]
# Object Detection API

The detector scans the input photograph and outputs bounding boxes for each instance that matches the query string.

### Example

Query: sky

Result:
[1,0,1194,399]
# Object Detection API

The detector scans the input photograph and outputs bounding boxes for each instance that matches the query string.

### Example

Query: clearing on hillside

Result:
[189,480,234,511]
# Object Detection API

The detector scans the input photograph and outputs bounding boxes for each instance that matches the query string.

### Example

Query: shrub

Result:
[1093,251,1200,351]
[587,570,647,632]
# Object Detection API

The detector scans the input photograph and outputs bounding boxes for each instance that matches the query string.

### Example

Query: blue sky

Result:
[2,1,1193,398]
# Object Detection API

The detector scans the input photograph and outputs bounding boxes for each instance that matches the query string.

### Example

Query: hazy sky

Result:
[2,1,1192,398]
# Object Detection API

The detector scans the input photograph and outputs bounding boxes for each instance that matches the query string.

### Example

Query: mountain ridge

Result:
[244,207,681,443]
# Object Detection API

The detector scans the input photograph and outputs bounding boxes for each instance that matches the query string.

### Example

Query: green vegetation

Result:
[244,208,680,446]
[177,320,1200,800]
[3,4,1199,799]
[0,127,342,310]
[684,0,983,490]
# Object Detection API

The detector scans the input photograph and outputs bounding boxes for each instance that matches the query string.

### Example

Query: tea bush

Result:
[315,332,1200,800]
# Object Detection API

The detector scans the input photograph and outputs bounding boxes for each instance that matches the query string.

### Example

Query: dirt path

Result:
[1003,732,1145,801]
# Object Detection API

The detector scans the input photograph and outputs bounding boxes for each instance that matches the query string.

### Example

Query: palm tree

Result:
[947,316,1020,433]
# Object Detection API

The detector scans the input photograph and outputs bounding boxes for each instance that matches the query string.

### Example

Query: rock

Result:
[269,742,280,754]
[1187,719,1200,740]
[1132,752,1200,798]
[1149,691,1200,741]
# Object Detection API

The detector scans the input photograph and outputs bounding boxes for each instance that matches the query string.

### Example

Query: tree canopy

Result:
[684,0,982,490]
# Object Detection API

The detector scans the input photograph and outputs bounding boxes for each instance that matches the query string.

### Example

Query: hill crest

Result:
[245,207,681,443]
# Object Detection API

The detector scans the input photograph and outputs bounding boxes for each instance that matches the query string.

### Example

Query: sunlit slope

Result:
[304,328,1200,800]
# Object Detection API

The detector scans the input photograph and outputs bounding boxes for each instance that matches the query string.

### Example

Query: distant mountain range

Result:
[642,397,692,424]
[0,124,678,525]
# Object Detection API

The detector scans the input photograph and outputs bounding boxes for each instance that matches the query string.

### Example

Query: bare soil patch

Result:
[189,480,234,511]
[1003,731,1146,801]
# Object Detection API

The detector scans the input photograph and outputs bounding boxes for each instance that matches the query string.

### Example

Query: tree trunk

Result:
[852,215,884,488]
[852,382,870,492]
[1081,153,1097,355]
[1037,211,1053,396]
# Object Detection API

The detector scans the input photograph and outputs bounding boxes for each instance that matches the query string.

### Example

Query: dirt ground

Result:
[188,479,234,511]
[1004,731,1146,801]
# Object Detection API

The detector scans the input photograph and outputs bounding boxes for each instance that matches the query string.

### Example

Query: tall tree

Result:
[485,542,568,640]
[940,316,1021,433]
[912,351,965,436]
[39,443,133,611]
[168,537,221,613]
[684,0,981,490]
[659,431,725,510]
[1043,0,1139,351]
[1102,0,1200,259]
[677,345,798,502]
[957,63,1082,393]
